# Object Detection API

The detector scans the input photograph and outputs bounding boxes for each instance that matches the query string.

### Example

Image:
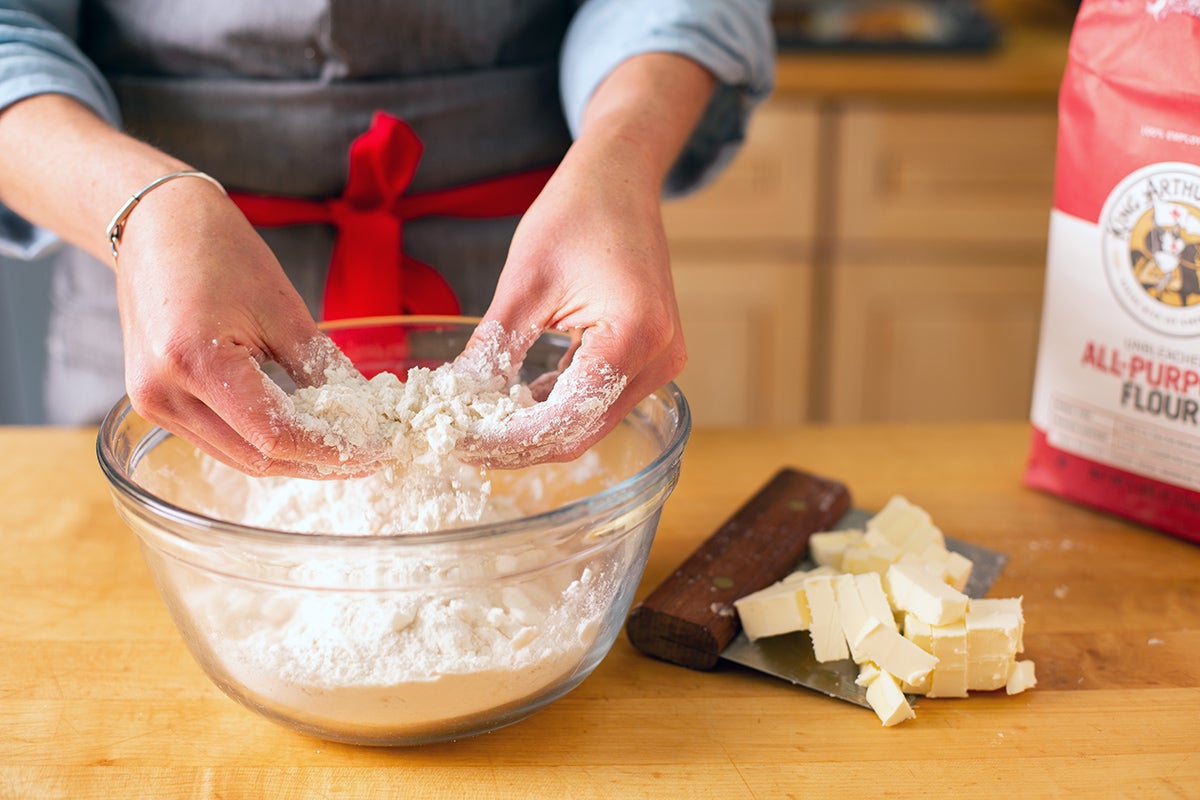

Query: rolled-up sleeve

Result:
[560,0,775,197]
[0,1,120,258]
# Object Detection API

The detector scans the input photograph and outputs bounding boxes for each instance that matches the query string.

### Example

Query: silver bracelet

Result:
[105,170,226,262]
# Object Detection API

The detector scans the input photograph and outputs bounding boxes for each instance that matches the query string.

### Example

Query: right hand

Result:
[112,176,383,477]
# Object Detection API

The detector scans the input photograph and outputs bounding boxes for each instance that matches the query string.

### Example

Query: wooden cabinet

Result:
[670,257,814,426]
[826,256,1047,423]
[833,104,1059,247]
[665,76,1062,426]
[664,100,819,427]
[824,103,1057,422]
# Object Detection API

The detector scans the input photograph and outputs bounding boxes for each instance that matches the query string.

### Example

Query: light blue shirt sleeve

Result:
[560,0,776,198]
[0,1,120,259]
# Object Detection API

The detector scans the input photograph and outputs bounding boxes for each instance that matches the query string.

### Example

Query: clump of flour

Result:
[253,325,536,533]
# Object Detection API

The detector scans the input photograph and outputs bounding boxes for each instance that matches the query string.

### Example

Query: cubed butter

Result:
[841,536,903,576]
[834,574,873,662]
[942,551,974,592]
[886,562,969,626]
[854,572,898,633]
[926,619,968,698]
[735,498,1033,721]
[901,545,975,593]
[733,581,811,641]
[965,604,1022,660]
[867,496,946,554]
[863,668,916,727]
[853,618,938,686]
[899,613,934,693]
[902,613,933,651]
[969,596,1025,652]
[803,575,849,662]
[1006,660,1037,695]
[808,530,864,570]
[855,661,881,687]
[928,668,968,698]
[966,656,1015,692]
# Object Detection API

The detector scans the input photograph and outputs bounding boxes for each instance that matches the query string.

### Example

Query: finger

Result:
[138,392,353,480]
[456,323,655,467]
[453,318,542,385]
[187,340,386,472]
[268,328,365,391]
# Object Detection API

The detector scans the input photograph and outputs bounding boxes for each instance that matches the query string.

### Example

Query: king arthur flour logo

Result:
[1101,162,1200,337]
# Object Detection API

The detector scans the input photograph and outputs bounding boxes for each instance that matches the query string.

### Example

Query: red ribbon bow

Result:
[228,112,555,321]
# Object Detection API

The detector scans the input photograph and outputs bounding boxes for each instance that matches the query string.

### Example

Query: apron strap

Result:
[227,111,555,321]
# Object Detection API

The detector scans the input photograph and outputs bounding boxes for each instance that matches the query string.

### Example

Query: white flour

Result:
[196,557,607,739]
[270,328,535,532]
[171,328,632,739]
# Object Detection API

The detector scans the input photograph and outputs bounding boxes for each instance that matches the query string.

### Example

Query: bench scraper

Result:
[625,468,1008,708]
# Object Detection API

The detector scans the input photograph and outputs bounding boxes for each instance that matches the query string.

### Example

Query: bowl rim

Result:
[96,315,691,547]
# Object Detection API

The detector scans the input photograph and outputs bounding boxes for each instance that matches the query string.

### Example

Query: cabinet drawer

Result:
[825,255,1045,422]
[835,104,1057,246]
[671,257,814,426]
[663,99,820,245]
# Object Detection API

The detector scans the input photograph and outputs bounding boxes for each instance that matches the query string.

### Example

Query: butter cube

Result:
[965,604,1022,659]
[942,551,974,593]
[901,672,932,695]
[855,662,881,687]
[803,575,849,662]
[962,598,1022,691]
[834,574,873,662]
[808,530,864,570]
[853,619,939,686]
[900,614,935,693]
[863,668,916,727]
[901,545,975,593]
[734,581,811,641]
[855,572,897,633]
[1006,660,1037,695]
[928,669,968,698]
[886,562,969,626]
[967,657,1015,692]
[867,496,946,554]
[902,613,933,651]
[834,573,900,663]
[968,597,1025,652]
[841,534,903,576]
[927,620,968,698]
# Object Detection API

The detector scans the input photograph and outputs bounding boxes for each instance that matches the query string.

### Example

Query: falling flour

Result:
[166,328,634,739]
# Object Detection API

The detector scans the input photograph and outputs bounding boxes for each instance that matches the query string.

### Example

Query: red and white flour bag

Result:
[1025,0,1200,543]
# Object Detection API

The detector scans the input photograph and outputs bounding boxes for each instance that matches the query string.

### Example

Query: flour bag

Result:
[1024,0,1200,543]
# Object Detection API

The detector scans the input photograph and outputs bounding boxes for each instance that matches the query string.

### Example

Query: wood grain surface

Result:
[1,423,1198,799]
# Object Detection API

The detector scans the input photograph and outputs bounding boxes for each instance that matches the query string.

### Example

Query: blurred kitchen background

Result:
[0,0,1080,426]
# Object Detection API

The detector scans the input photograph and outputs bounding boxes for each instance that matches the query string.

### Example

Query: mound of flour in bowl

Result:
[262,338,535,533]
[169,333,631,740]
[195,556,609,740]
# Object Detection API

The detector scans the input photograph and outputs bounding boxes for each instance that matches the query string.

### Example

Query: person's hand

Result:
[454,52,714,469]
[113,178,383,477]
[454,131,688,469]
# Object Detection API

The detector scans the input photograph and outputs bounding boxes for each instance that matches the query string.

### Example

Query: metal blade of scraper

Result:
[719,508,1009,708]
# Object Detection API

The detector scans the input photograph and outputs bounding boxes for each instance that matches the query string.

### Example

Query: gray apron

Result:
[46,0,575,424]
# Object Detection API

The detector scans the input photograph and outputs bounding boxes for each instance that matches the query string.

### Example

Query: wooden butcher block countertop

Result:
[1,422,1198,799]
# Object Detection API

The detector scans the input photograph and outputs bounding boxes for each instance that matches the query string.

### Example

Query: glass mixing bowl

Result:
[97,317,690,745]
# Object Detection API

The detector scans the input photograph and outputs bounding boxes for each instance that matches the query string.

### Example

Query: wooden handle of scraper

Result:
[626,467,851,670]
